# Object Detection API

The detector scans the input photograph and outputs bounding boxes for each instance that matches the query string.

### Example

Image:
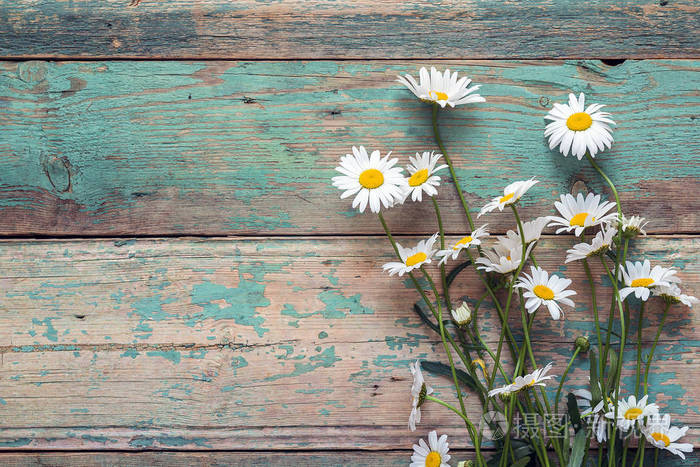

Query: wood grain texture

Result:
[0,236,697,450]
[0,59,698,236]
[0,1,698,59]
[0,451,697,466]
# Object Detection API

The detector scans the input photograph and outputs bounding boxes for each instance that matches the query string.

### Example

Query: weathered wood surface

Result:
[0,59,698,236]
[1,1,699,59]
[0,236,697,450]
[0,451,697,466]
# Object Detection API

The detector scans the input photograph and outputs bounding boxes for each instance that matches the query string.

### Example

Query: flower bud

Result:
[451,302,472,326]
[458,461,475,467]
[619,214,648,239]
[574,335,590,353]
[498,391,513,403]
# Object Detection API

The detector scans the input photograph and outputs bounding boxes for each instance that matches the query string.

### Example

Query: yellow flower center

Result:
[631,278,654,288]
[473,358,487,374]
[499,192,515,204]
[526,379,537,387]
[533,284,555,300]
[409,168,430,187]
[566,112,593,131]
[453,235,473,249]
[569,212,593,227]
[624,407,643,420]
[651,432,671,447]
[406,252,427,267]
[425,451,442,467]
[358,168,384,189]
[430,90,449,101]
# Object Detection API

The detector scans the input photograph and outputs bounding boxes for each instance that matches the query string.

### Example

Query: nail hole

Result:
[601,59,627,66]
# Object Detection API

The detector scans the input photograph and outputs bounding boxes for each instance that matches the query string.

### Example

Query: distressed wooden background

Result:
[0,1,698,465]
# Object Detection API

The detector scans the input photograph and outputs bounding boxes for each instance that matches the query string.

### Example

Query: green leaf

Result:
[608,348,619,384]
[446,260,472,287]
[511,457,531,467]
[567,429,587,467]
[567,393,582,430]
[420,360,479,391]
[413,302,440,334]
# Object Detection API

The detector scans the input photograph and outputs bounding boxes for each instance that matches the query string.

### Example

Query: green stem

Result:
[421,266,468,417]
[643,302,671,394]
[432,196,452,311]
[425,395,485,466]
[601,256,626,467]
[432,103,476,230]
[555,347,581,414]
[635,301,645,397]
[583,257,603,372]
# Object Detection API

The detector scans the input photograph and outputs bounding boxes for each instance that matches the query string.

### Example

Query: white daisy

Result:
[435,224,489,265]
[653,284,699,308]
[618,259,680,302]
[605,394,659,432]
[332,146,406,213]
[515,266,576,320]
[548,193,618,237]
[403,151,448,202]
[565,227,617,263]
[643,413,694,460]
[511,362,556,391]
[397,66,485,108]
[478,178,539,218]
[619,214,648,237]
[573,387,610,442]
[544,92,615,159]
[475,242,535,275]
[497,216,550,249]
[411,430,451,467]
[451,302,472,326]
[409,360,433,432]
[488,383,515,398]
[383,233,439,276]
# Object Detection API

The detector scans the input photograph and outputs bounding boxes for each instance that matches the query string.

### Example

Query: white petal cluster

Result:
[398,66,485,108]
[383,233,439,276]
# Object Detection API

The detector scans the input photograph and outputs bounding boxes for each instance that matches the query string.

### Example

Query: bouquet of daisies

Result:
[332,67,696,466]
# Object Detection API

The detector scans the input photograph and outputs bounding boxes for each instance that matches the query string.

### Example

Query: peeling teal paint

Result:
[265,346,340,382]
[121,349,140,359]
[31,317,58,342]
[186,263,278,337]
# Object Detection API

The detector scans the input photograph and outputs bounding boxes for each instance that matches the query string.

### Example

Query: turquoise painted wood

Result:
[0,60,698,236]
[0,236,696,451]
[0,1,698,59]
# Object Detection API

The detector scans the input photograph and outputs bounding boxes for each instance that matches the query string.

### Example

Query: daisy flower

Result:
[565,227,617,263]
[544,92,615,159]
[573,386,610,442]
[488,383,515,398]
[409,360,433,432]
[478,178,539,218]
[511,362,556,391]
[643,413,694,460]
[397,66,485,108]
[383,233,439,276]
[332,146,406,213]
[403,151,448,202]
[515,266,576,320]
[605,394,659,432]
[451,302,472,326]
[435,224,489,265]
[498,216,550,248]
[548,193,618,237]
[619,214,648,237]
[653,284,699,308]
[411,430,451,467]
[475,242,535,275]
[618,259,680,302]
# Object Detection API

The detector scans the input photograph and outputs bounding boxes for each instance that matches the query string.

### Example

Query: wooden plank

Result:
[0,1,698,59]
[0,451,697,466]
[0,60,698,236]
[0,236,697,449]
